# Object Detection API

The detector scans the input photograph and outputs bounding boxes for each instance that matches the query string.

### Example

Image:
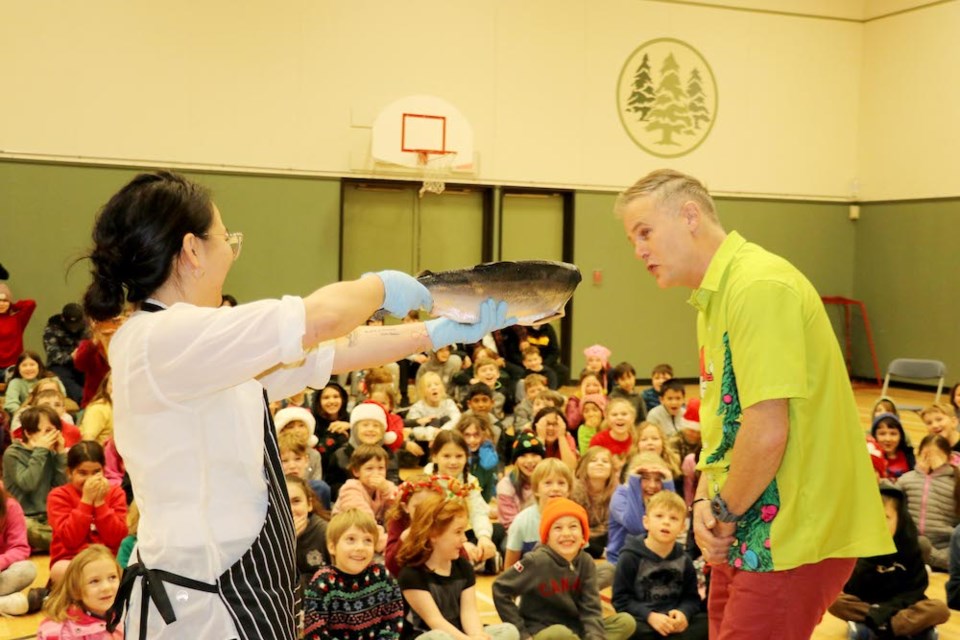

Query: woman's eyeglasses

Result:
[205,231,243,260]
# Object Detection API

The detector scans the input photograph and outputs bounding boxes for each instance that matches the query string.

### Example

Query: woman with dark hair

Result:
[86,171,512,639]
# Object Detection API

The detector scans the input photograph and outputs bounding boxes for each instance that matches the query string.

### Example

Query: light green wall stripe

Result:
[852,199,960,381]
[0,161,341,354]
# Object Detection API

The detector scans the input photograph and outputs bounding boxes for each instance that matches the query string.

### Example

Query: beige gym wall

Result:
[1,0,862,199]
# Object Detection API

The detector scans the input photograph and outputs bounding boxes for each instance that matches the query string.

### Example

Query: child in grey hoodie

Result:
[492,497,636,640]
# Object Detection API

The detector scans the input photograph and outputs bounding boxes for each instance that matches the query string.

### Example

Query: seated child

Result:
[457,415,499,502]
[504,458,574,567]
[607,454,676,564]
[2,405,67,552]
[34,388,83,448]
[871,412,915,480]
[396,494,519,640]
[645,380,685,437]
[873,397,899,420]
[897,434,959,570]
[312,381,351,469]
[672,403,702,504]
[47,441,128,585]
[472,354,511,418]
[331,445,398,552]
[829,482,949,639]
[0,484,41,616]
[497,431,545,531]
[512,373,548,428]
[636,422,683,489]
[38,544,123,639]
[275,406,324,481]
[590,398,638,474]
[570,446,618,562]
[576,393,607,455]
[494,497,636,640]
[642,364,673,412]
[460,383,504,446]
[385,474,472,576]
[286,474,330,595]
[920,403,960,463]
[280,431,333,510]
[328,402,401,500]
[565,370,605,440]
[303,509,403,640]
[4,350,67,415]
[533,407,579,472]
[609,361,648,423]
[415,346,463,396]
[613,491,708,640]
[79,372,113,445]
[516,346,558,395]
[583,344,612,391]
[405,371,461,447]
[117,500,139,568]
[367,388,405,453]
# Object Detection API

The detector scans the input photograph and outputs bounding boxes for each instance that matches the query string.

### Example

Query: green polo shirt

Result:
[690,231,892,572]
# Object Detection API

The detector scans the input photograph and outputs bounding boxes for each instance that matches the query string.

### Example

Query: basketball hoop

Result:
[417,150,456,197]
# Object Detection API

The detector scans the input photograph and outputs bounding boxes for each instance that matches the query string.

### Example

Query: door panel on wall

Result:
[499,193,564,262]
[341,183,485,283]
[341,185,416,279]
[418,190,484,272]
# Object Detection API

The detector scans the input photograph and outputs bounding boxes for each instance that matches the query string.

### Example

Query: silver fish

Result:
[418,260,582,326]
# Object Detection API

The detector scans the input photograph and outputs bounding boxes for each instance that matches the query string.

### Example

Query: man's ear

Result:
[679,200,702,233]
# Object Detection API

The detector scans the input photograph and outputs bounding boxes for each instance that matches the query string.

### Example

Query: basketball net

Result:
[417,151,456,197]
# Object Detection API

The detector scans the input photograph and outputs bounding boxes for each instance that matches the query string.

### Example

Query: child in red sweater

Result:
[47,441,127,585]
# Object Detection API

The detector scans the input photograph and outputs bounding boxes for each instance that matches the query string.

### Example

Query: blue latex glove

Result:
[425,298,514,349]
[368,270,432,318]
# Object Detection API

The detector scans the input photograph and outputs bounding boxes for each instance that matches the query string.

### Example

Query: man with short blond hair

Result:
[618,169,892,639]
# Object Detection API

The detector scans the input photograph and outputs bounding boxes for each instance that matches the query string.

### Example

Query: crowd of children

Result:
[3,290,960,640]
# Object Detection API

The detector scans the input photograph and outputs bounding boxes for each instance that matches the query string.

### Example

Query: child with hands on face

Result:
[576,394,607,456]
[38,544,123,639]
[328,402,401,499]
[396,494,520,640]
[607,454,676,565]
[332,445,397,552]
[457,415,500,503]
[2,405,67,552]
[47,441,128,585]
[897,434,960,570]
[533,408,578,472]
[613,491,708,640]
[493,497,636,640]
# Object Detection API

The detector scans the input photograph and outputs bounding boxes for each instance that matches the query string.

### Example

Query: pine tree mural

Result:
[626,53,655,121]
[645,53,692,145]
[686,67,710,131]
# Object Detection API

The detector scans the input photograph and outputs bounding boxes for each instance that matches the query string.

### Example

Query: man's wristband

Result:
[690,497,709,512]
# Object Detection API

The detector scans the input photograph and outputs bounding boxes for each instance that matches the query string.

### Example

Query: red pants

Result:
[708,557,855,640]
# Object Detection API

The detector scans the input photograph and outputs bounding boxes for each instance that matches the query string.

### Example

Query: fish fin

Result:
[526,311,565,327]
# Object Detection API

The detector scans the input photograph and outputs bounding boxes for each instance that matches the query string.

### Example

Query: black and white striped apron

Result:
[108,302,297,639]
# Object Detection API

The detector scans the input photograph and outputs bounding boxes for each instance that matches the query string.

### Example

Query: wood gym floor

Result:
[3,385,958,639]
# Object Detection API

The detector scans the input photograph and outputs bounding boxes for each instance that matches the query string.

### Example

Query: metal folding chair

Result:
[879,358,947,412]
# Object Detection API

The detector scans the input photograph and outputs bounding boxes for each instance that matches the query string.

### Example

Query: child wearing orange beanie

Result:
[493,497,636,640]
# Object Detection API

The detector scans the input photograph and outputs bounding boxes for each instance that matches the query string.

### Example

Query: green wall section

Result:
[0,161,341,354]
[4,160,914,387]
[852,200,960,383]
[570,193,856,379]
